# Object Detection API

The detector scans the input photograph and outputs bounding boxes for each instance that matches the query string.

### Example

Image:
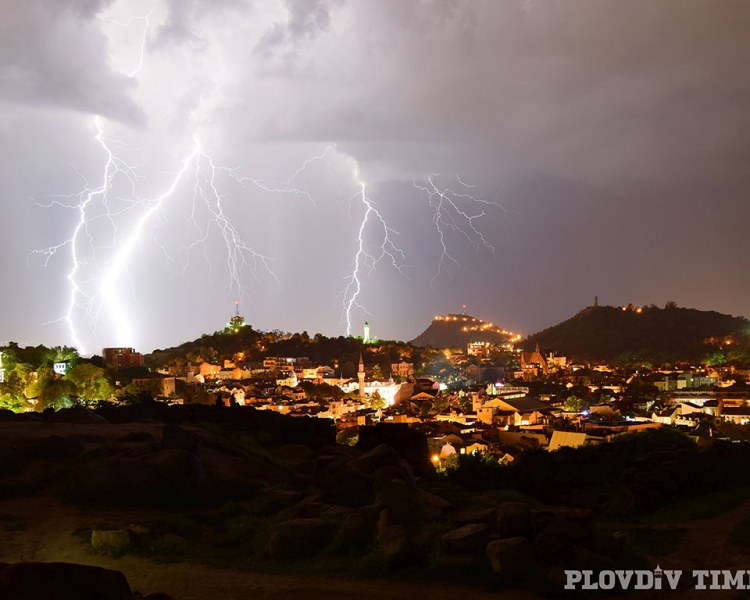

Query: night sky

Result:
[1,0,749,354]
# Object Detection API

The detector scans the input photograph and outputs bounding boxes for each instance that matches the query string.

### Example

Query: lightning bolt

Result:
[413,175,498,286]
[340,160,406,336]
[339,169,500,336]
[33,7,503,351]
[103,7,153,78]
[31,117,142,354]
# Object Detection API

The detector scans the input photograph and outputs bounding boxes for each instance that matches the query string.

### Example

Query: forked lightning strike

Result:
[413,175,498,286]
[340,161,406,336]
[34,7,501,350]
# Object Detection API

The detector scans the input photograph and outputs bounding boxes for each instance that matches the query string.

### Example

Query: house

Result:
[548,430,589,451]
[391,361,415,378]
[652,405,681,425]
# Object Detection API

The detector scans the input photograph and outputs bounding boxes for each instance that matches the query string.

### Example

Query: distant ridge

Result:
[410,313,519,348]
[523,303,750,364]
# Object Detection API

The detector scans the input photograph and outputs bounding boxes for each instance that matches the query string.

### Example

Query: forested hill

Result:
[523,304,749,365]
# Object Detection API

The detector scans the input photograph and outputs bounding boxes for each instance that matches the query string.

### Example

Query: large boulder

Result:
[357,424,433,476]
[440,523,490,554]
[314,456,375,507]
[90,529,132,555]
[53,407,108,424]
[0,562,132,600]
[532,507,593,543]
[375,480,422,526]
[376,510,413,564]
[486,537,536,576]
[267,518,337,559]
[25,435,85,459]
[496,502,532,537]
[349,444,403,474]
[339,505,380,546]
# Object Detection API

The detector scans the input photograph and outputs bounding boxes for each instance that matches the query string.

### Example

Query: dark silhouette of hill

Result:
[523,303,749,364]
[410,313,518,348]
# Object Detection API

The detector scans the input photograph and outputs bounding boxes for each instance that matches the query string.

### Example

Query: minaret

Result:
[363,321,371,344]
[358,352,366,400]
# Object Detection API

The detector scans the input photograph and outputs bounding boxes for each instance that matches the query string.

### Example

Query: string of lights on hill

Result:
[431,314,522,342]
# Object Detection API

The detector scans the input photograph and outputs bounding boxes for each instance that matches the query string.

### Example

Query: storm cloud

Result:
[0,0,748,352]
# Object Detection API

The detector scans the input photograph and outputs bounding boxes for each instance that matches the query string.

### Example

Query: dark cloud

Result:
[0,0,144,123]
[0,0,749,351]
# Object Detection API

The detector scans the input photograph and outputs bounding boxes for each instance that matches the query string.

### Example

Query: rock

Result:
[116,431,156,444]
[350,444,403,474]
[486,537,535,576]
[496,502,532,537]
[339,506,380,546]
[53,407,108,424]
[160,424,202,453]
[357,424,434,476]
[371,465,408,490]
[532,507,593,543]
[90,529,132,555]
[267,518,337,559]
[532,532,568,564]
[569,545,616,570]
[456,508,495,525]
[252,488,306,515]
[419,489,453,511]
[376,510,413,563]
[315,457,375,507]
[376,480,422,526]
[0,562,132,600]
[440,523,490,553]
[272,444,316,462]
[25,435,85,459]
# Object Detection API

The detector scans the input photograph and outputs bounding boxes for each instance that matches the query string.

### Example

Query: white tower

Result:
[363,321,371,344]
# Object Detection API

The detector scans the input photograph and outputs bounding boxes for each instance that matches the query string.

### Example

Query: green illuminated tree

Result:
[65,363,113,406]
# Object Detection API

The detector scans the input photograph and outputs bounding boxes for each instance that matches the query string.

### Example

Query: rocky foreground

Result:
[1,404,749,598]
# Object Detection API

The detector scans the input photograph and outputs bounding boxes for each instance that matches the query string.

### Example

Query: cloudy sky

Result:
[0,0,748,354]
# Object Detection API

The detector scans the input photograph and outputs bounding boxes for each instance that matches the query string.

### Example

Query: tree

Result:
[28,367,76,410]
[367,390,387,411]
[563,396,588,412]
[65,363,113,406]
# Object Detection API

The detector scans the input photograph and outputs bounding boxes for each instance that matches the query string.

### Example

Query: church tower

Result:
[358,352,366,400]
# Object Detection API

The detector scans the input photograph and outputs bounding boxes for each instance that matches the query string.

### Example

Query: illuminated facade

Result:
[0,351,4,383]
[103,347,144,370]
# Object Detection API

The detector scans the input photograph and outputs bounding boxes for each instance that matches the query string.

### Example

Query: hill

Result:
[523,303,750,365]
[409,313,520,349]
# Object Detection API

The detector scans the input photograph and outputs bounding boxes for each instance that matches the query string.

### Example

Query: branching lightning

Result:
[33,5,502,351]
[413,175,499,286]
[340,161,406,336]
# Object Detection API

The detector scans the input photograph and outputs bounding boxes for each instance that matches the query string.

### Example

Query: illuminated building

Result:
[0,351,4,383]
[363,321,371,344]
[103,347,144,370]
[53,362,70,376]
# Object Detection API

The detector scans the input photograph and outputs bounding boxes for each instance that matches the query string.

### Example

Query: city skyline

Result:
[1,0,749,353]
